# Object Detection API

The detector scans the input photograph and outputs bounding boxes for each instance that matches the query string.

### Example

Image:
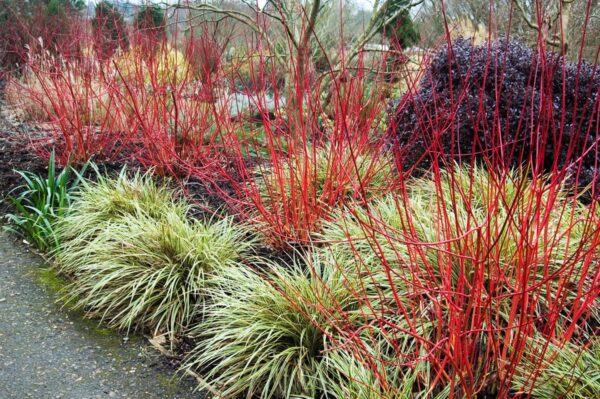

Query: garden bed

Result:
[1,4,599,398]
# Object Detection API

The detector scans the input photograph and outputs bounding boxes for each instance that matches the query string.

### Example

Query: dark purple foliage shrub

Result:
[389,39,600,196]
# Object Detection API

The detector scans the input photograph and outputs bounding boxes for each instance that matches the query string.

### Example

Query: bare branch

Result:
[173,3,286,66]
[513,0,540,30]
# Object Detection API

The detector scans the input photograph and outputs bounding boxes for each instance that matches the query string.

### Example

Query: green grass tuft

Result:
[182,252,359,399]
[54,169,188,275]
[513,338,600,398]
[54,171,255,337]
[5,151,87,250]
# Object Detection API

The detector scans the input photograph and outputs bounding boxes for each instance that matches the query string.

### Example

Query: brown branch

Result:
[513,0,540,30]
[173,3,286,67]
[512,0,572,52]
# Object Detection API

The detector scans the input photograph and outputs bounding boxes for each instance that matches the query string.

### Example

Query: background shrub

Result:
[92,1,129,61]
[389,39,600,196]
[0,0,84,69]
[133,4,166,54]
[114,45,190,86]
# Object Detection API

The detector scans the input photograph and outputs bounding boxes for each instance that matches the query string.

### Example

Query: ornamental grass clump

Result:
[389,39,600,196]
[182,253,359,399]
[55,170,184,270]
[54,171,254,337]
[319,165,600,396]
[513,337,600,398]
[62,211,251,337]
[322,348,433,399]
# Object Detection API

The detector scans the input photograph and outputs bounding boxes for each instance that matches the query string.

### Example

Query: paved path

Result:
[0,231,201,399]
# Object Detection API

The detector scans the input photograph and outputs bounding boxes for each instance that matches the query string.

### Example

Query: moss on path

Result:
[0,230,201,399]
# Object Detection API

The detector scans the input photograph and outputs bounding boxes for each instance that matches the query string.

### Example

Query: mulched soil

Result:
[0,106,49,214]
[0,80,293,260]
[0,95,220,214]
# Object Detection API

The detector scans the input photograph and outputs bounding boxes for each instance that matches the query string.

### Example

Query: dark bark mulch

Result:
[0,117,49,214]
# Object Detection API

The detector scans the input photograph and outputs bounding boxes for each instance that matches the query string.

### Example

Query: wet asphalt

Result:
[0,230,202,399]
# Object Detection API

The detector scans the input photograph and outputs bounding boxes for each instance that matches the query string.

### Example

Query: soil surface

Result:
[0,101,49,213]
[0,230,202,399]
[0,96,234,217]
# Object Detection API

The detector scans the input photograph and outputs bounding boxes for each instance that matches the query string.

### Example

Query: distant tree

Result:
[0,0,31,69]
[381,0,419,49]
[134,4,166,52]
[92,1,128,60]
[39,0,83,58]
[414,0,599,61]
[0,0,84,62]
[378,1,419,84]
[45,0,85,15]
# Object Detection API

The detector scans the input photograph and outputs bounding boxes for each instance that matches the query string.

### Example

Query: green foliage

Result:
[324,349,401,399]
[514,338,600,398]
[323,347,447,399]
[45,0,63,16]
[381,0,419,48]
[92,1,128,59]
[182,253,358,398]
[5,152,86,251]
[135,4,164,29]
[45,0,84,16]
[55,171,255,337]
[134,4,165,44]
